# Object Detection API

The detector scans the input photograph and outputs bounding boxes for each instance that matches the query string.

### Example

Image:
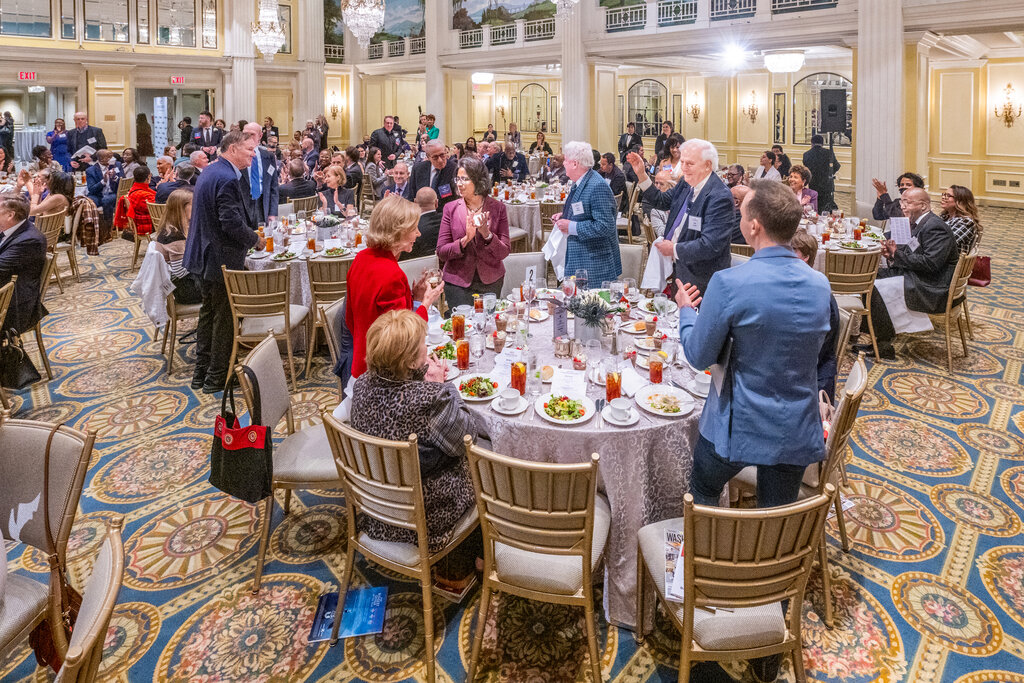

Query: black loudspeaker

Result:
[819,89,847,134]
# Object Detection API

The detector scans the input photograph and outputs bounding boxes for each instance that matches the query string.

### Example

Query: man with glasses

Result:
[405,140,458,211]
[724,164,746,188]
[493,142,528,185]
[853,187,956,360]
[870,171,924,220]
[369,115,402,168]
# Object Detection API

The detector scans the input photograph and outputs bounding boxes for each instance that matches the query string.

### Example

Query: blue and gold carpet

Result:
[1,204,1022,682]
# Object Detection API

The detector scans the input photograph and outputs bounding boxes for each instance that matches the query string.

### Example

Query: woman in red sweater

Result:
[346,193,443,377]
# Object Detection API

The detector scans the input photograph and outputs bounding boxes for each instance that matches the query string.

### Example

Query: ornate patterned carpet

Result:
[2,203,1023,683]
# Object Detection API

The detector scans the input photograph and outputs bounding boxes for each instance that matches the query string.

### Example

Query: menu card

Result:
[552,302,568,339]
[888,217,912,245]
[324,238,342,250]
[550,368,586,398]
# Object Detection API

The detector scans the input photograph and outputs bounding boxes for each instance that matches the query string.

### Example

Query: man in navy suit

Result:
[493,144,528,185]
[86,149,124,224]
[183,131,263,393]
[0,193,48,335]
[243,122,279,225]
[192,111,223,159]
[154,163,197,204]
[67,111,108,170]
[627,138,734,295]
[404,141,458,211]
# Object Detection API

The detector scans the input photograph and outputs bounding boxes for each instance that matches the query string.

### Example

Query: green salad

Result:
[272,251,296,260]
[432,342,455,360]
[543,395,585,420]
[459,376,498,398]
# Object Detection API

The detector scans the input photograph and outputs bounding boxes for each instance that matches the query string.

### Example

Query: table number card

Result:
[552,301,568,339]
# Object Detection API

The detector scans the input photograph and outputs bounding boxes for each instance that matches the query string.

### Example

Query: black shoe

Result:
[190,374,206,390]
[749,654,781,682]
[202,376,226,394]
[852,342,875,354]
[864,344,896,360]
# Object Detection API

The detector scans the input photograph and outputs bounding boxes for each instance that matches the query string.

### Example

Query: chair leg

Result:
[944,315,954,373]
[284,331,298,391]
[834,495,850,552]
[224,339,240,389]
[584,593,602,683]
[635,550,646,645]
[304,320,317,378]
[131,236,142,272]
[467,582,493,682]
[677,644,691,683]
[166,314,178,375]
[819,538,834,629]
[330,542,357,646]
[420,571,437,683]
[0,384,9,410]
[963,301,974,340]
[34,324,52,380]
[957,315,969,357]
[863,306,879,359]
[792,642,808,683]
[283,489,292,515]
[252,494,275,593]
[158,323,168,353]
[67,246,80,282]
[52,262,64,294]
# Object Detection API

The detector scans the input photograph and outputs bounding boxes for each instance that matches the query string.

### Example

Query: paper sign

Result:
[552,303,568,339]
[688,216,702,233]
[524,265,537,283]
[888,217,911,245]
[550,368,586,398]
[324,238,342,250]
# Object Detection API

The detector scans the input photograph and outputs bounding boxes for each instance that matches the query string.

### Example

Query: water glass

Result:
[623,278,640,305]
[653,293,669,317]
[483,293,497,316]
[609,279,625,303]
[469,332,486,370]
[575,268,589,292]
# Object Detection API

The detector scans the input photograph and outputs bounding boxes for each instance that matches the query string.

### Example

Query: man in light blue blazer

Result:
[674,179,832,508]
[553,140,621,285]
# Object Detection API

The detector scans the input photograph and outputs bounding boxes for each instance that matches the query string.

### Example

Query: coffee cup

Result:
[609,397,631,421]
[498,388,520,410]
[695,371,712,390]
[427,329,445,345]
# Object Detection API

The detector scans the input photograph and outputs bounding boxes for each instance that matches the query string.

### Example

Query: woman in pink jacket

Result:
[436,156,511,310]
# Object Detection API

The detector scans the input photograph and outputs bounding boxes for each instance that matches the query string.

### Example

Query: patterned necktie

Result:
[250,158,262,200]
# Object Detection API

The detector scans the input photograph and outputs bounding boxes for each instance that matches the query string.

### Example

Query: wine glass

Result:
[522,279,537,326]
[653,293,669,319]
[623,278,640,306]
[574,268,589,292]
[296,210,306,226]
[469,332,486,371]
[609,279,625,303]
[561,277,576,300]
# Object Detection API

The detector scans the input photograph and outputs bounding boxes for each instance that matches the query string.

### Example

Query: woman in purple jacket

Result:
[436,156,511,310]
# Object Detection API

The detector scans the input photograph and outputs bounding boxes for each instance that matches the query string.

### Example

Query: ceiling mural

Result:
[452,0,556,31]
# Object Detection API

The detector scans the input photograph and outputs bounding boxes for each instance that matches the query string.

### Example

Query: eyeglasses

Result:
[940,193,953,199]
[454,176,469,184]
[428,153,446,161]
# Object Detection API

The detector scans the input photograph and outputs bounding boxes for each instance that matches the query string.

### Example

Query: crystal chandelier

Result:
[342,0,386,49]
[251,0,286,62]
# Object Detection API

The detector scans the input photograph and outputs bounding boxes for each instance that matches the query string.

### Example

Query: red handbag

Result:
[969,256,991,287]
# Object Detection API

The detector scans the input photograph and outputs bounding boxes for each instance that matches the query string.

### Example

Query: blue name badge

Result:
[438,184,452,198]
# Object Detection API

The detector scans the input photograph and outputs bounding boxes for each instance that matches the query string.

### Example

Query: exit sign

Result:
[170,76,185,85]
[18,71,36,81]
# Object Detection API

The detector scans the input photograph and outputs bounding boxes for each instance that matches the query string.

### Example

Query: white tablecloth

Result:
[502,200,547,249]
[14,127,48,164]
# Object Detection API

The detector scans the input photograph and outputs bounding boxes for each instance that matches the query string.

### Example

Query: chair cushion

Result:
[492,493,610,596]
[174,302,202,316]
[54,242,72,252]
[834,294,864,312]
[239,305,309,337]
[637,517,786,651]
[357,504,479,568]
[509,227,528,242]
[0,573,48,650]
[273,424,340,484]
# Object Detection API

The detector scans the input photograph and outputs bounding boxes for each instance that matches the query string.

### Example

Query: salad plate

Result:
[534,394,595,426]
[838,241,867,251]
[639,298,679,316]
[439,318,474,335]
[454,375,502,401]
[635,384,695,418]
[322,247,350,258]
[248,251,270,260]
[271,251,298,262]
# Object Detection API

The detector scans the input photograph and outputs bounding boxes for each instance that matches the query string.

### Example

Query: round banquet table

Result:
[501,200,543,249]
[454,310,703,628]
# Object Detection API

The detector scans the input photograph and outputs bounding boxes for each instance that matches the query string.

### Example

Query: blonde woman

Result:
[153,188,202,304]
[345,194,443,377]
[319,165,355,215]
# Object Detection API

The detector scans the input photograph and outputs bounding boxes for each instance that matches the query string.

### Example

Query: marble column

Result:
[854,0,904,215]
[223,0,256,122]
[560,8,590,144]
[348,67,363,146]
[297,0,326,126]
[424,0,446,140]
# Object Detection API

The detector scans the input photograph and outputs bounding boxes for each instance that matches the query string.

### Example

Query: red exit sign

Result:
[18,71,36,81]
[170,76,185,85]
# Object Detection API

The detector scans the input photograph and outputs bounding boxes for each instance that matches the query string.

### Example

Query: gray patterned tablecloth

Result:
[501,201,543,249]
[461,314,702,628]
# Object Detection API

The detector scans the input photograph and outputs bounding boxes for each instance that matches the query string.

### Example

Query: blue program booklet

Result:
[308,587,388,642]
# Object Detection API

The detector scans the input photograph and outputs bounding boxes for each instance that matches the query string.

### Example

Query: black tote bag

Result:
[209,367,273,503]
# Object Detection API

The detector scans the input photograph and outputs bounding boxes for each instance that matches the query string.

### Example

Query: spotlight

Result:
[722,43,746,70]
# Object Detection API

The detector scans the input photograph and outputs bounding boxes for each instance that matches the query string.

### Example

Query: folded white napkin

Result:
[620,365,646,397]
[543,228,567,280]
[642,238,673,290]
[873,276,933,334]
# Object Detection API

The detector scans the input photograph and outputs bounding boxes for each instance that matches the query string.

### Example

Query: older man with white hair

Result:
[627,138,734,295]
[552,141,621,285]
[242,121,279,224]
[189,149,209,172]
[405,139,458,210]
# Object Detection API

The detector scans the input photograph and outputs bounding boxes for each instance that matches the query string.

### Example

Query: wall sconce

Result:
[496,98,507,129]
[741,90,758,124]
[330,90,341,120]
[688,91,701,122]
[994,82,1022,128]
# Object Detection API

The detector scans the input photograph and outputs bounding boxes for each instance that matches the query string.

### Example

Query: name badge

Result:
[604,178,611,186]
[513,161,518,168]
[907,236,920,251]
[87,137,96,144]
[571,201,584,215]
[438,183,452,198]
[267,166,275,177]
[688,216,702,233]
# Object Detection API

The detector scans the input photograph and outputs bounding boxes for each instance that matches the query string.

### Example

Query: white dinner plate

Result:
[438,320,474,337]
[506,288,552,303]
[602,404,640,427]
[271,253,299,262]
[638,298,679,317]
[452,375,503,402]
[635,384,695,418]
[534,394,596,426]
[321,248,351,259]
[492,395,529,415]
[526,308,550,323]
[248,251,269,260]
[445,366,461,382]
[619,320,653,335]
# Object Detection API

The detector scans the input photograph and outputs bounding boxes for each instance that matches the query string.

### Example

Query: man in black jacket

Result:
[404,141,458,211]
[855,188,957,360]
[598,153,627,210]
[403,188,441,261]
[493,144,528,184]
[369,116,403,168]
[67,111,108,170]
[278,159,318,202]
[801,134,840,212]
[0,194,47,335]
[617,123,641,164]
[871,172,924,221]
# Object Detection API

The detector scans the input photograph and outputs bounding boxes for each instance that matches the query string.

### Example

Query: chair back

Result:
[824,250,881,296]
[54,517,125,683]
[307,257,352,307]
[499,252,547,299]
[222,266,292,339]
[539,201,561,239]
[68,200,86,247]
[397,254,439,289]
[146,202,167,232]
[945,249,976,315]
[291,195,319,214]
[37,210,67,250]
[816,353,867,494]
[730,253,750,267]
[681,485,834,618]
[619,243,646,283]
[323,413,428,559]
[0,412,95,561]
[320,299,346,393]
[466,438,599,566]
[360,178,376,216]
[0,281,14,329]
[835,307,854,360]
[612,192,623,214]
[236,332,294,433]
[730,243,754,258]
[40,253,58,303]
[115,176,132,199]
[621,184,643,245]
[639,209,657,245]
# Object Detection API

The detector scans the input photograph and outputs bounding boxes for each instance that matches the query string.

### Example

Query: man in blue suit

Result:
[86,149,124,224]
[552,141,620,285]
[627,139,734,295]
[674,179,832,509]
[0,193,48,335]
[183,130,263,393]
[243,122,279,225]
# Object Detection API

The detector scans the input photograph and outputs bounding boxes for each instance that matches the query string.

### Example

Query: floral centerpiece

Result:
[567,291,615,342]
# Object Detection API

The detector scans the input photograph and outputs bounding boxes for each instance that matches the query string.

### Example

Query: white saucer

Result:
[248,251,269,259]
[602,404,639,426]
[492,395,529,415]
[445,366,461,381]
[687,379,710,398]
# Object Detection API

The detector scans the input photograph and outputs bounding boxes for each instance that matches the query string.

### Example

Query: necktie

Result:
[664,188,693,242]
[250,158,262,200]
[430,168,438,190]
[204,128,210,145]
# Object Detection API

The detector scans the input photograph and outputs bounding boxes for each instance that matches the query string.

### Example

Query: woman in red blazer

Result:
[346,194,443,377]
[436,156,511,310]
